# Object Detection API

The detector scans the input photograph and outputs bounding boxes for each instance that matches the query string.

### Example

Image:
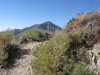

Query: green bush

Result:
[31,31,93,75]
[65,63,94,75]
[32,32,66,74]
[20,29,40,40]
[19,29,51,42]
[0,29,14,64]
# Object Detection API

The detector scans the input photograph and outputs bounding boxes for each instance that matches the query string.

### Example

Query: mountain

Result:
[14,21,62,36]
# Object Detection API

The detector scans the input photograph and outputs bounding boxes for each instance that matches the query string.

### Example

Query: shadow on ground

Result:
[1,48,30,69]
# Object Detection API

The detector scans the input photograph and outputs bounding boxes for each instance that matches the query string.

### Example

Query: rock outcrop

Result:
[87,43,100,73]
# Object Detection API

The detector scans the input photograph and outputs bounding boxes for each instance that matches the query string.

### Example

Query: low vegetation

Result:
[32,32,95,75]
[20,29,40,40]
[31,10,100,75]
[0,29,12,64]
[19,29,50,43]
[0,29,18,64]
[1,10,100,75]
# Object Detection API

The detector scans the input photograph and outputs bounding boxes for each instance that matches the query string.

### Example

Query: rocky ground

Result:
[0,42,41,75]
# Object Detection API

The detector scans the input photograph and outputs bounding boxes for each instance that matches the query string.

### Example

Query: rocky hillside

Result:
[14,21,62,36]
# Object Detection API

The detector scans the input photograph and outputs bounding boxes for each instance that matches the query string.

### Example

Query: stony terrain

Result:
[0,42,41,75]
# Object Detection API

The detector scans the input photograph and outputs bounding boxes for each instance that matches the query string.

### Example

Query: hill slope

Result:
[32,11,100,75]
[14,21,62,36]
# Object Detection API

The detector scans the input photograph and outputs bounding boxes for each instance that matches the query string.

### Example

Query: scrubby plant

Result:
[31,10,100,75]
[32,31,93,75]
[20,29,40,40]
[32,32,66,75]
[65,63,94,75]
[19,29,50,43]
[0,29,14,64]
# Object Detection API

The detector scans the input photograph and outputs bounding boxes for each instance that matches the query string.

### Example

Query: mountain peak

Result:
[42,21,54,25]
[45,21,51,23]
[37,21,61,32]
[14,21,62,36]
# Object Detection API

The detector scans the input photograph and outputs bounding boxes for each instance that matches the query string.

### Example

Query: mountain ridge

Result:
[14,21,62,36]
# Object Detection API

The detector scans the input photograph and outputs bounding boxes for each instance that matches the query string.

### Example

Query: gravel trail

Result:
[0,42,41,75]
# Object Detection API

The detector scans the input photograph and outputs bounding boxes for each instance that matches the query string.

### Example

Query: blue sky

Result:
[0,0,100,31]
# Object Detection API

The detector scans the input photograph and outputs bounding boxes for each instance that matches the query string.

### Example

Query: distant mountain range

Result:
[14,21,62,36]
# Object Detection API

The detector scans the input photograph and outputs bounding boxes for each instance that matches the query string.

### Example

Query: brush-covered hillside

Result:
[31,10,100,75]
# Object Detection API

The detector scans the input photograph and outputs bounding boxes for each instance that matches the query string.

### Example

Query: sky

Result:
[0,0,100,31]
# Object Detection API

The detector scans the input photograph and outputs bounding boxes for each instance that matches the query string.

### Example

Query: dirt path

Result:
[0,42,41,75]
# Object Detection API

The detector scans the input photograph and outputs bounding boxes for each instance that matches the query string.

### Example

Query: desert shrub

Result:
[19,29,51,44]
[19,29,51,43]
[0,46,8,64]
[0,29,14,64]
[31,10,100,75]
[32,31,93,75]
[32,32,67,75]
[66,11,100,46]
[20,29,40,40]
[65,63,95,75]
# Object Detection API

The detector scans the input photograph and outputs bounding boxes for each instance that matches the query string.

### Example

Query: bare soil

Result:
[0,42,41,75]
